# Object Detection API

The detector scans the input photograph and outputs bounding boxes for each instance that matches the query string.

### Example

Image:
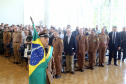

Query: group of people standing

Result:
[0,22,126,84]
[49,25,126,80]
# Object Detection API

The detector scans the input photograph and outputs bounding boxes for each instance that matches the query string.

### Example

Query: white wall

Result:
[0,0,24,25]
[24,0,44,25]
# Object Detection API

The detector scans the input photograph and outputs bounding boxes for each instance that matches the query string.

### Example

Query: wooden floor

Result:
[0,55,126,84]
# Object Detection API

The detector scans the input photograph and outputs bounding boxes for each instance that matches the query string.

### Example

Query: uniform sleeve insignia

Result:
[61,39,63,43]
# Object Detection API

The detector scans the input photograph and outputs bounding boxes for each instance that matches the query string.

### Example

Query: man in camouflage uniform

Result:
[52,29,63,79]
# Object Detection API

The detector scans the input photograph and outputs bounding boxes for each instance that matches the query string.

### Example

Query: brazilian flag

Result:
[29,22,53,84]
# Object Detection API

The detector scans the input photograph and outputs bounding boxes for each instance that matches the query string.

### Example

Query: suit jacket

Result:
[64,35,77,56]
[108,32,121,49]
[63,30,67,37]
[49,34,54,46]
[121,31,126,48]
[72,30,79,37]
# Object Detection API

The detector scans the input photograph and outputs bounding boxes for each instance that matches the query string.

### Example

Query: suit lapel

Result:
[111,32,113,41]
[69,36,72,45]
[66,36,68,45]
[115,32,118,41]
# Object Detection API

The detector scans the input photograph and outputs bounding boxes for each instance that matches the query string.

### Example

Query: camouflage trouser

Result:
[0,39,3,54]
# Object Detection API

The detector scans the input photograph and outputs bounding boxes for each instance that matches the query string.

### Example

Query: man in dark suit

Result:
[108,26,121,66]
[121,27,126,61]
[63,25,71,37]
[72,26,79,37]
[64,29,77,74]
[84,28,89,36]
[49,27,55,46]
[118,27,126,60]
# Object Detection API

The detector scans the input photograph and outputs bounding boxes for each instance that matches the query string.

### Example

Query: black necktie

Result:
[113,32,115,44]
[79,35,81,40]
[55,38,56,41]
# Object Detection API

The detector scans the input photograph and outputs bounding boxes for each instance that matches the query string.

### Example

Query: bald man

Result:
[64,29,77,74]
[98,28,109,67]
[76,28,88,72]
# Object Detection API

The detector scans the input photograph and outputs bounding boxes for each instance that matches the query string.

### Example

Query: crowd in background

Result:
[0,22,126,79]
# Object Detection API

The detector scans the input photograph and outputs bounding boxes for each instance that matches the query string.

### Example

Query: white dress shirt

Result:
[68,36,71,44]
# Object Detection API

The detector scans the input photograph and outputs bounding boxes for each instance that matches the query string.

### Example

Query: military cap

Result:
[39,30,49,37]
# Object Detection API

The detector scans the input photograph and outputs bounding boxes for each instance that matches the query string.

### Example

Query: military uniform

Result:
[88,35,99,69]
[98,33,109,65]
[3,31,11,56]
[76,35,88,70]
[52,37,63,77]
[0,29,3,54]
[46,56,56,84]
[9,31,14,42]
[12,32,22,63]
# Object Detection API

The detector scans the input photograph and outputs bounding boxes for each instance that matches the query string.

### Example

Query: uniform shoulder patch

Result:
[61,39,63,43]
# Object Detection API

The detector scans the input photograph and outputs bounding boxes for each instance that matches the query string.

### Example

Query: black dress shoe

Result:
[16,62,20,64]
[98,65,102,67]
[101,65,104,67]
[56,76,61,79]
[107,63,111,65]
[81,69,84,72]
[114,64,118,66]
[71,71,74,74]
[76,69,81,71]
[4,56,9,58]
[13,62,16,64]
[91,68,94,70]
[66,71,69,73]
[86,67,91,69]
